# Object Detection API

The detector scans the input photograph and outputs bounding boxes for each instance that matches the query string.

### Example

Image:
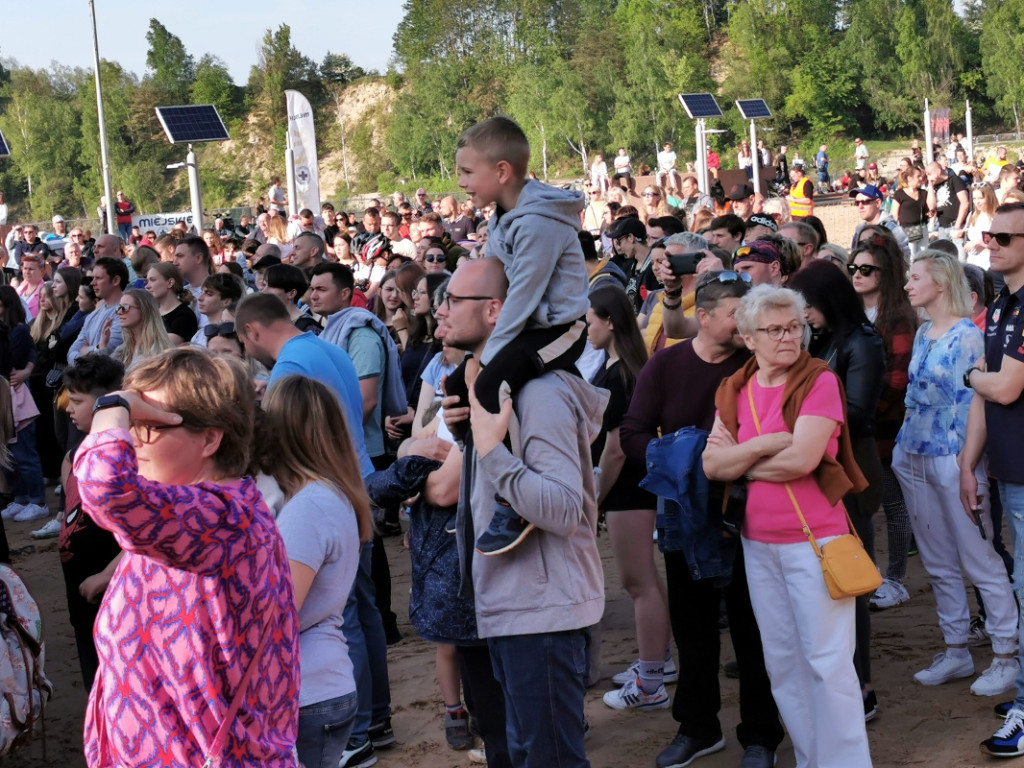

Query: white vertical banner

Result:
[285,90,321,214]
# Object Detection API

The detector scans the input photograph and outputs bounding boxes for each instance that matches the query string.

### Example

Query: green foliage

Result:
[144,19,195,103]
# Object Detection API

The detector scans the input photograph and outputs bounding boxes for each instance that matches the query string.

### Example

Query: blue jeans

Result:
[343,540,392,745]
[1001,482,1024,709]
[297,691,358,768]
[117,222,132,245]
[7,423,45,505]
[488,629,590,768]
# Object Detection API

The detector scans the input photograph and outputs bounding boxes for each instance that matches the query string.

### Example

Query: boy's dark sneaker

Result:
[475,497,535,556]
[369,717,395,749]
[656,733,726,767]
[863,689,878,722]
[982,707,1024,757]
[995,701,1015,719]
[339,738,377,768]
[444,710,474,750]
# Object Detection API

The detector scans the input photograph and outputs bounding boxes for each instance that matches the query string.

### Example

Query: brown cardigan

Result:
[714,350,868,505]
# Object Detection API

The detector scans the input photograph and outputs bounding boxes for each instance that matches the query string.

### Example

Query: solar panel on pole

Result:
[678,93,723,120]
[155,105,230,145]
[735,99,772,120]
[0,129,10,158]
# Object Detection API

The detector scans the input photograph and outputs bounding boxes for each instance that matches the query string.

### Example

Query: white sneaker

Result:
[914,649,975,686]
[603,677,670,710]
[1,502,26,520]
[31,518,61,539]
[968,616,992,647]
[869,578,910,610]
[13,504,49,522]
[468,748,487,764]
[972,658,1021,697]
[611,656,678,686]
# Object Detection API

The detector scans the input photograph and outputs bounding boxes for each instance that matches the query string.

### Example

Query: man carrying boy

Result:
[447,116,590,554]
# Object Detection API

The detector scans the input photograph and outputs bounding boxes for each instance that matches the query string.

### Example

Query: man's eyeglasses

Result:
[129,421,182,444]
[695,270,751,299]
[981,232,1024,247]
[755,321,805,341]
[847,263,882,277]
[203,321,237,338]
[853,199,878,207]
[114,303,136,315]
[441,292,494,311]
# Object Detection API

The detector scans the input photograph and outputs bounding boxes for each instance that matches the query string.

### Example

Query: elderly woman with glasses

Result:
[73,347,299,767]
[703,285,873,768]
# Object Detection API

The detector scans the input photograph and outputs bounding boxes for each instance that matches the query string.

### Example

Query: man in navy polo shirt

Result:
[960,201,1024,757]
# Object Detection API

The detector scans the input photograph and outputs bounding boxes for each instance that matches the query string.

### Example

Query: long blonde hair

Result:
[261,375,373,542]
[267,215,289,243]
[116,289,176,368]
[30,282,68,343]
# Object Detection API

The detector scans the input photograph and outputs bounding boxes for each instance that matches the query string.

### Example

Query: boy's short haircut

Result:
[457,116,531,178]
[309,262,355,294]
[381,211,400,226]
[94,257,130,291]
[363,207,380,219]
[63,354,125,395]
[265,264,309,302]
[202,273,246,302]
[709,214,746,240]
[180,235,213,269]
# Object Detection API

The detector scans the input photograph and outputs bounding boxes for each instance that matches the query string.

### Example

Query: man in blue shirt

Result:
[961,202,1024,757]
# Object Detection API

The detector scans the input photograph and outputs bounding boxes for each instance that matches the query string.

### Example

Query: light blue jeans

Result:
[1000,482,1024,709]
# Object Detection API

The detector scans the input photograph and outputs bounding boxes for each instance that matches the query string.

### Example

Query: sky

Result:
[1,1,404,83]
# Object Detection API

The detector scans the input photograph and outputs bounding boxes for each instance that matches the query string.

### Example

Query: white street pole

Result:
[187,145,204,235]
[749,119,760,196]
[89,0,116,237]
[285,134,297,218]
[695,120,707,194]
[965,99,974,159]
[924,98,933,164]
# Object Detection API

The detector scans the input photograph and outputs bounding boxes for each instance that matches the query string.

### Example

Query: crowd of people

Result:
[2,116,1024,768]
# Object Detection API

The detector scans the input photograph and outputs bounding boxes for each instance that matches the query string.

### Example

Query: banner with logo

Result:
[131,211,194,236]
[286,90,321,214]
[931,107,951,145]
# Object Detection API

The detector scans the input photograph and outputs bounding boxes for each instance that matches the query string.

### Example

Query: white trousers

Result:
[892,448,1018,653]
[743,536,873,768]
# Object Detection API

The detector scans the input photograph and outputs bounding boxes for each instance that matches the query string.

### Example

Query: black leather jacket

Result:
[809,323,886,439]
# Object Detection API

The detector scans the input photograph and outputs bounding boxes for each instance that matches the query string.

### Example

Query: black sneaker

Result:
[656,733,726,768]
[369,717,395,749]
[982,707,1024,757]
[863,689,878,722]
[475,497,535,556]
[444,710,474,750]
[996,701,1015,719]
[339,738,378,768]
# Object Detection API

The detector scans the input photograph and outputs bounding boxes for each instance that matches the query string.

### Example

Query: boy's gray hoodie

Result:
[481,180,589,366]
[457,370,609,638]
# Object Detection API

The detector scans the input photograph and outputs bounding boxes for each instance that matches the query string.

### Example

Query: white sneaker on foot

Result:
[869,578,910,610]
[13,504,49,522]
[31,518,61,539]
[972,658,1021,697]
[1,502,26,520]
[611,656,678,686]
[913,649,974,686]
[603,677,670,710]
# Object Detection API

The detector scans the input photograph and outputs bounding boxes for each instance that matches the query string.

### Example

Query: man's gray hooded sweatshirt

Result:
[481,179,589,366]
[456,370,609,638]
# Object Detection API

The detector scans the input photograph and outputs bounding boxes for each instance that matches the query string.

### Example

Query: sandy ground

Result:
[0,486,1014,768]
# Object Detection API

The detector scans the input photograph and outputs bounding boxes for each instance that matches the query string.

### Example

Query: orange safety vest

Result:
[788,178,814,218]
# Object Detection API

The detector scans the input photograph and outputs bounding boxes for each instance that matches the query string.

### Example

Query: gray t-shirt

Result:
[275,481,360,707]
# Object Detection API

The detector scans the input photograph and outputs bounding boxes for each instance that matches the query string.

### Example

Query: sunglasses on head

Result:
[695,270,752,298]
[981,232,1024,247]
[847,263,881,277]
[203,321,237,338]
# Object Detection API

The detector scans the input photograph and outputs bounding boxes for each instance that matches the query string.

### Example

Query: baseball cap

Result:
[727,184,755,201]
[745,213,778,233]
[849,184,884,201]
[606,216,647,241]
[868,162,878,170]
[52,214,65,223]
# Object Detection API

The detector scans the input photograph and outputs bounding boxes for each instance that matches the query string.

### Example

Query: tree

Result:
[247,25,321,151]
[320,53,365,84]
[979,0,1024,133]
[144,19,195,103]
[191,55,240,122]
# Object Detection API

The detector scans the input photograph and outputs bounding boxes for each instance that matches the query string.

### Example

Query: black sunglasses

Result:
[981,232,1024,247]
[847,263,882,277]
[695,270,752,298]
[204,321,237,339]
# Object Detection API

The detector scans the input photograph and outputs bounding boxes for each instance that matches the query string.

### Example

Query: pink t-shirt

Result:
[738,371,848,544]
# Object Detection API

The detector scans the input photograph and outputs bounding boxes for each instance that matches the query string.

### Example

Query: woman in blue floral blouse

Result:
[893,249,1018,697]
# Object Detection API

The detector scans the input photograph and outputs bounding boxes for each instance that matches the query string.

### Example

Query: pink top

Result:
[74,430,299,768]
[737,372,848,544]
[16,281,40,320]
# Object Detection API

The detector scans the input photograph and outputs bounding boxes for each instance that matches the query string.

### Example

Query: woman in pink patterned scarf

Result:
[74,347,299,768]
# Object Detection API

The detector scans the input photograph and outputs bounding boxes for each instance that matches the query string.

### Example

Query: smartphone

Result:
[667,252,702,276]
